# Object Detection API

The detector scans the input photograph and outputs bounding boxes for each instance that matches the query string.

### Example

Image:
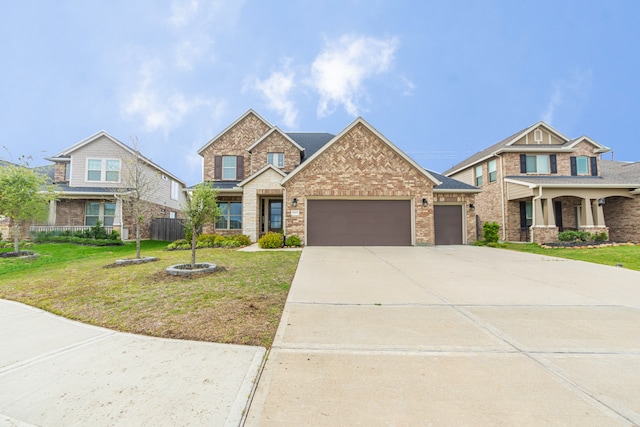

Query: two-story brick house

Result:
[444,122,640,243]
[198,110,480,246]
[39,131,187,239]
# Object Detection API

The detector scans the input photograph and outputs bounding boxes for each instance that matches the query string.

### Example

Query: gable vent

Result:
[533,129,543,144]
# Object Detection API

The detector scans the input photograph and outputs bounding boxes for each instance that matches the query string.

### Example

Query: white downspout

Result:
[497,153,506,241]
[530,186,543,243]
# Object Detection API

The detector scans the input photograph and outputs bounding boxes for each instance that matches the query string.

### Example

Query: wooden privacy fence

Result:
[152,218,185,241]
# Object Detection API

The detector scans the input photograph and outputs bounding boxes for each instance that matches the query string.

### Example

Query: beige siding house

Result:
[39,131,187,239]
[197,110,480,245]
[444,122,640,243]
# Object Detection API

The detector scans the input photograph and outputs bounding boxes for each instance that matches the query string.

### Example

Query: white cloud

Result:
[253,62,298,128]
[122,61,213,133]
[310,34,399,117]
[542,69,593,124]
[169,0,200,28]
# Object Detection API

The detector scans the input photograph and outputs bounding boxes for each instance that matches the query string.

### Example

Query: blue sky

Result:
[1,1,638,185]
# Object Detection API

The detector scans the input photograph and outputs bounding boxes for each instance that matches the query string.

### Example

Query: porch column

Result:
[592,199,605,227]
[113,198,123,226]
[545,198,556,226]
[581,198,594,226]
[534,198,545,225]
[48,200,57,225]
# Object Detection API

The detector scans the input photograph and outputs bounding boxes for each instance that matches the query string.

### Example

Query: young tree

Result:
[0,163,57,253]
[182,183,219,268]
[119,137,158,259]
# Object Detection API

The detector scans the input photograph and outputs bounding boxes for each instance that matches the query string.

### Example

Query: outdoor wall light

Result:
[292,198,298,207]
[469,203,475,211]
[422,198,428,207]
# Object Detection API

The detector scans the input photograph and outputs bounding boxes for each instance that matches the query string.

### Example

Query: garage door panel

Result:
[434,205,463,245]
[307,200,411,246]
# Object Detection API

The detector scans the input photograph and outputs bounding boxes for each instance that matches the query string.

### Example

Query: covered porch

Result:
[506,181,633,243]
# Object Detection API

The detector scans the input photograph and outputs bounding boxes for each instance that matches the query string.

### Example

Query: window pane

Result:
[85,202,100,216]
[536,155,549,173]
[85,216,98,226]
[488,160,496,182]
[475,165,482,186]
[216,202,229,229]
[106,160,120,171]
[88,159,102,170]
[229,215,242,229]
[87,170,101,181]
[222,156,236,180]
[104,203,116,217]
[229,202,242,215]
[576,156,589,175]
[526,156,537,173]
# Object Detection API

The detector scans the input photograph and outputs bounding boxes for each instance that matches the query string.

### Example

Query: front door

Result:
[268,200,283,233]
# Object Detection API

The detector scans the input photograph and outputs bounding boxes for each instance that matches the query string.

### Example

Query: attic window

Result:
[267,153,284,168]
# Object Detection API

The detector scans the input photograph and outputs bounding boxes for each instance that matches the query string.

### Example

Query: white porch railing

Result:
[30,225,115,234]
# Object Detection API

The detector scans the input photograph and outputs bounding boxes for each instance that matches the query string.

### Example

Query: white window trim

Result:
[170,180,180,201]
[222,156,237,180]
[86,158,121,183]
[85,201,116,226]
[576,156,590,175]
[268,152,285,168]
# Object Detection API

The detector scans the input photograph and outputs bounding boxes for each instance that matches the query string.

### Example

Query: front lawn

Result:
[502,242,640,271]
[0,241,300,347]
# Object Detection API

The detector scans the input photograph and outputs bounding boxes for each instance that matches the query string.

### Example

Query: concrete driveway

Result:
[0,300,265,427]
[246,246,640,426]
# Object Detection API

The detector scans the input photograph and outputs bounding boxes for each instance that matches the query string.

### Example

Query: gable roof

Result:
[197,109,272,155]
[48,130,186,186]
[281,117,441,186]
[238,163,286,187]
[443,121,610,176]
[429,170,481,193]
[246,127,304,153]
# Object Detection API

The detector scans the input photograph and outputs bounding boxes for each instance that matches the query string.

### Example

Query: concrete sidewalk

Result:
[246,246,640,426]
[0,300,265,427]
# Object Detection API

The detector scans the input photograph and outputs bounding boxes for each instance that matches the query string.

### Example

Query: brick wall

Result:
[283,122,436,245]
[603,195,640,242]
[201,113,271,181]
[249,131,302,174]
[54,162,67,183]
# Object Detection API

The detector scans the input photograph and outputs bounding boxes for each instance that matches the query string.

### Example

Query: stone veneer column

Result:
[581,198,594,226]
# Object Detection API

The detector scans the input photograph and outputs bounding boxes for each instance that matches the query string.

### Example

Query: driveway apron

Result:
[246,246,640,426]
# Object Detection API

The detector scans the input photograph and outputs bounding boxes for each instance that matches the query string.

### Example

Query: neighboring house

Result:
[197,110,479,246]
[36,131,187,239]
[444,122,640,243]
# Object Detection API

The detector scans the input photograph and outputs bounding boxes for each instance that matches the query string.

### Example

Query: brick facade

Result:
[249,131,302,174]
[282,122,436,245]
[201,113,271,181]
[603,195,640,242]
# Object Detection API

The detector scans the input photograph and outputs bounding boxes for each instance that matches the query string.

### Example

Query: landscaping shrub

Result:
[167,239,191,250]
[558,230,593,242]
[482,222,500,244]
[169,233,252,250]
[30,223,123,246]
[231,234,252,247]
[285,235,302,247]
[258,232,284,249]
[594,232,609,242]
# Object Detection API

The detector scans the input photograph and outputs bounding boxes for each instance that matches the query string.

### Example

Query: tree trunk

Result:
[13,222,20,254]
[191,227,197,268]
[136,221,141,259]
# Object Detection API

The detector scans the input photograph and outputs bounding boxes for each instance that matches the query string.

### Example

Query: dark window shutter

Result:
[519,201,527,228]
[570,157,577,176]
[590,157,598,176]
[236,156,244,180]
[550,154,557,174]
[520,154,527,173]
[214,156,222,180]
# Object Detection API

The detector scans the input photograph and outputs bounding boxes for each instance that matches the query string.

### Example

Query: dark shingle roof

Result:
[286,133,335,161]
[428,170,480,191]
[54,185,121,194]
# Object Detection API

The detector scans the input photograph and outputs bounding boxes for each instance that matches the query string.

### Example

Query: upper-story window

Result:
[267,152,285,168]
[171,180,180,201]
[222,156,237,180]
[571,156,597,176]
[474,165,483,186]
[488,159,497,182]
[65,163,71,181]
[87,158,120,182]
[214,155,244,181]
[520,154,557,174]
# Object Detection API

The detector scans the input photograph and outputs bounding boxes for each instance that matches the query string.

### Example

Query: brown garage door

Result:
[434,205,463,245]
[307,200,411,246]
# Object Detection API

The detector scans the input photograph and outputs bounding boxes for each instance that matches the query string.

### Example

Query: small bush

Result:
[230,234,252,246]
[558,230,593,242]
[285,235,302,247]
[258,232,284,249]
[482,222,500,244]
[167,239,191,250]
[594,232,608,242]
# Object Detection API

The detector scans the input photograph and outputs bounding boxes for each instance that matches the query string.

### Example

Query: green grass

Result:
[502,242,640,271]
[0,241,301,347]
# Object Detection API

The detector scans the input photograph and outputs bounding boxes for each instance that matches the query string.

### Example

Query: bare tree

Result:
[119,137,159,259]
